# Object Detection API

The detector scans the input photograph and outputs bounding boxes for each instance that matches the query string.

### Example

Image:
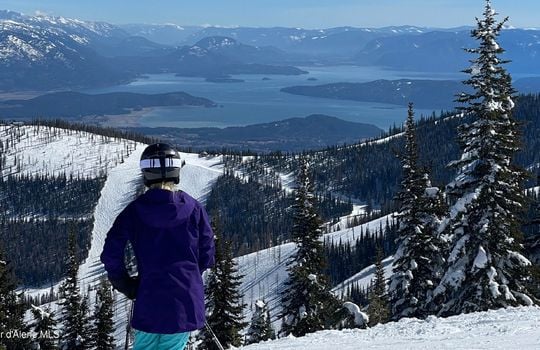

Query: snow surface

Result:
[240,306,540,350]
[0,125,136,178]
[237,214,395,327]
[527,186,540,196]
[333,256,394,298]
[342,301,369,326]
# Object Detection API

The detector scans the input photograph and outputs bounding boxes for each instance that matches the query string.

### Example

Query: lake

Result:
[83,66,467,130]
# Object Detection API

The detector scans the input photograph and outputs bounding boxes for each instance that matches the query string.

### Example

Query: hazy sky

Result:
[1,0,538,28]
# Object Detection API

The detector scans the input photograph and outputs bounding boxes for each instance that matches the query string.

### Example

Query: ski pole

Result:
[205,321,225,350]
[125,300,134,350]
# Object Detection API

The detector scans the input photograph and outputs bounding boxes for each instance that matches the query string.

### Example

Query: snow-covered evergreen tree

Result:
[245,300,275,345]
[80,294,94,349]
[433,0,535,316]
[389,104,448,319]
[339,301,368,329]
[0,247,30,350]
[58,230,85,350]
[368,247,390,326]
[199,220,246,350]
[93,278,115,350]
[280,158,342,337]
[31,304,58,350]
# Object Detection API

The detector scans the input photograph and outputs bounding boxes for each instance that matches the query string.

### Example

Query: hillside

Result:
[354,29,540,74]
[113,36,308,78]
[0,121,388,344]
[0,123,139,285]
[133,114,383,153]
[1,122,224,344]
[0,11,134,90]
[241,306,540,349]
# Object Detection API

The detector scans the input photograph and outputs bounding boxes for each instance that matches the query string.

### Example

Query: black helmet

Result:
[140,143,182,186]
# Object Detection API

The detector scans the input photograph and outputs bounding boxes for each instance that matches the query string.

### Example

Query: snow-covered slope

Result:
[0,11,130,90]
[77,149,224,289]
[241,306,540,350]
[0,124,136,178]
[237,213,395,326]
[333,256,394,298]
[75,147,223,343]
[5,123,224,345]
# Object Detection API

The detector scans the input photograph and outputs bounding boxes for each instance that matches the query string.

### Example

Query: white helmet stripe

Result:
[140,158,183,169]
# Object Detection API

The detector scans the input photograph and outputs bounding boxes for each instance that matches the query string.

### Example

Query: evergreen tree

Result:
[245,300,275,345]
[93,278,116,350]
[339,301,368,329]
[434,0,535,316]
[199,220,246,350]
[30,305,58,350]
[58,230,85,350]
[367,247,390,326]
[0,247,30,350]
[389,104,447,319]
[280,158,342,337]
[79,294,93,349]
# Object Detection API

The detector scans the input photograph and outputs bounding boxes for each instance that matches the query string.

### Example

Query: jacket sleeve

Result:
[100,207,131,280]
[197,206,215,273]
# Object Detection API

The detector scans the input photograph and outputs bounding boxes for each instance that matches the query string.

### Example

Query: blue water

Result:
[83,66,467,130]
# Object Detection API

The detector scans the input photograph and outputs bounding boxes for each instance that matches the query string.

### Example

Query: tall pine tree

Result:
[367,247,390,326]
[31,305,58,350]
[199,220,246,350]
[245,300,275,345]
[280,158,341,337]
[389,104,447,319]
[0,246,30,350]
[58,230,85,350]
[434,0,535,316]
[79,293,94,349]
[93,278,116,350]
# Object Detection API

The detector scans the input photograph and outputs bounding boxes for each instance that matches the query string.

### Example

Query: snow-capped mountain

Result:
[0,10,127,45]
[0,11,132,90]
[181,26,429,51]
[120,23,202,45]
[0,19,92,64]
[190,36,289,64]
[355,29,540,73]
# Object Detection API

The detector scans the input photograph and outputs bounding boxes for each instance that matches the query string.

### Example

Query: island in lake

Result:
[205,76,245,83]
[0,91,216,119]
[281,79,466,110]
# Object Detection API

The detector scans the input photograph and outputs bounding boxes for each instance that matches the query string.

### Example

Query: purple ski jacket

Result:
[100,189,215,334]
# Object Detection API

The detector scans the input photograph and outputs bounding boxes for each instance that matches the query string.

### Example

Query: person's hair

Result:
[148,181,176,191]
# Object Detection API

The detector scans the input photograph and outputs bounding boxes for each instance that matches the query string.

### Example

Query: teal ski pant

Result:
[133,329,190,350]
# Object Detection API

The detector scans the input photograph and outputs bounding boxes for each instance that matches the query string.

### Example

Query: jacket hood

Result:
[134,189,196,229]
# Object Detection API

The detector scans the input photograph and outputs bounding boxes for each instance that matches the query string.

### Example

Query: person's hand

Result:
[109,275,140,300]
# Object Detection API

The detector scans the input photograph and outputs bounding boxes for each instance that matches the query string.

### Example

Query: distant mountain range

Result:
[0,11,132,90]
[112,36,307,78]
[131,114,383,152]
[281,78,540,110]
[354,29,540,73]
[1,10,539,92]
[0,11,307,91]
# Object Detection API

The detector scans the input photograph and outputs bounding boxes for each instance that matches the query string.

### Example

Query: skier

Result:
[100,143,216,350]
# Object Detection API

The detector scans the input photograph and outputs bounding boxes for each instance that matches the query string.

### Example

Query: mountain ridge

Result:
[131,114,383,153]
